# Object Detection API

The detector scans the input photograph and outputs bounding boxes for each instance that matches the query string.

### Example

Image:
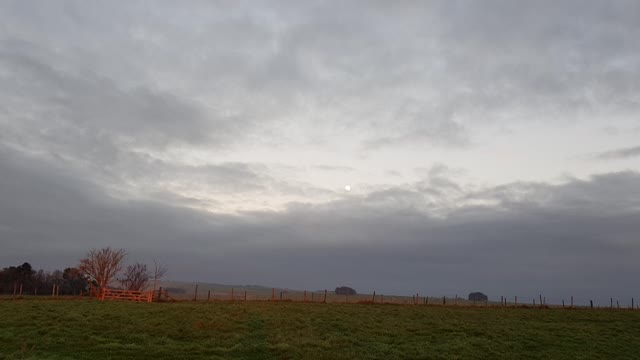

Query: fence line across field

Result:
[146,285,639,310]
[3,281,638,310]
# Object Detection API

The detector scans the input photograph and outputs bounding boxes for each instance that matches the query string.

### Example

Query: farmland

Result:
[1,298,640,359]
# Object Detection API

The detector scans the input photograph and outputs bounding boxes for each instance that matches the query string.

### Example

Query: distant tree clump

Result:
[0,262,35,293]
[468,292,488,301]
[0,263,88,295]
[1,249,166,297]
[335,286,357,296]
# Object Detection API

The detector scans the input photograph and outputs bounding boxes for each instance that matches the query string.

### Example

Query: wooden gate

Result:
[100,288,153,303]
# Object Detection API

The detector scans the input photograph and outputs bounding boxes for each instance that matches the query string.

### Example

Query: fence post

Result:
[515,296,517,306]
[324,289,327,303]
[610,298,613,309]
[244,290,247,301]
[194,284,198,301]
[442,296,446,305]
[590,300,593,309]
[207,290,211,302]
[571,296,573,308]
[501,296,503,306]
[562,299,565,308]
[632,298,634,309]
[539,295,543,307]
[372,291,376,303]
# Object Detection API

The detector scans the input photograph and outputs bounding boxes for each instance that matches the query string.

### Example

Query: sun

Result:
[344,185,351,191]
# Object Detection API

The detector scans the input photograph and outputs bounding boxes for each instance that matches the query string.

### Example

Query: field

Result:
[1,299,640,359]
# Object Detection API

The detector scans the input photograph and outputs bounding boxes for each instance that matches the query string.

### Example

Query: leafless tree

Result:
[78,247,126,296]
[152,258,168,292]
[118,263,150,291]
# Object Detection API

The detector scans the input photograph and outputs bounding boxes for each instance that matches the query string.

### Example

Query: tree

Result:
[118,263,150,291]
[63,267,89,295]
[151,258,168,292]
[335,286,357,296]
[78,247,126,296]
[468,292,488,302]
[0,262,35,294]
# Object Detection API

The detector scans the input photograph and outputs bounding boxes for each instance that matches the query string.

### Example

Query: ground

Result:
[1,298,639,359]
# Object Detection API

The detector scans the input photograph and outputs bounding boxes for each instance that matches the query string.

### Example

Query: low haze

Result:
[1,1,639,305]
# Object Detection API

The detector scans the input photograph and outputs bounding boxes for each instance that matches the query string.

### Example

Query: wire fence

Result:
[2,281,638,310]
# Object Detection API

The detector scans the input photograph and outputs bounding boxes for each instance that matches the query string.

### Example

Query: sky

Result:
[1,1,639,305]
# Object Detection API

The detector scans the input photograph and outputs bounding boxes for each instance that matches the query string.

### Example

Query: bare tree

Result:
[78,247,126,296]
[118,263,150,291]
[152,258,168,292]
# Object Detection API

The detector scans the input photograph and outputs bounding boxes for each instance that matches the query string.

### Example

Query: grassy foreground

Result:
[1,299,639,359]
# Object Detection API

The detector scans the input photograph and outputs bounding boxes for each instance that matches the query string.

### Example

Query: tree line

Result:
[0,262,88,295]
[0,247,167,296]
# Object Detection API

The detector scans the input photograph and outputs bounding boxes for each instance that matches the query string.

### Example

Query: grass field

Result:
[1,299,639,359]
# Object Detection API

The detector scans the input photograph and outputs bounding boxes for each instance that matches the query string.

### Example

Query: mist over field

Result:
[1,1,640,305]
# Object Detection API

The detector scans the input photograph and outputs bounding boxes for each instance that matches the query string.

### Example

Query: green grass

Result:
[1,299,639,359]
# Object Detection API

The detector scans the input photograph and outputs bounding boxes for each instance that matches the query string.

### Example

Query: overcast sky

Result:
[1,1,639,304]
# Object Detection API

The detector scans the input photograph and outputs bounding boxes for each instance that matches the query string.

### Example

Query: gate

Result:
[100,288,153,303]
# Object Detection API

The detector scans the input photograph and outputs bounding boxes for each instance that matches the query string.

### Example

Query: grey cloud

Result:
[2,1,640,152]
[0,43,238,150]
[364,118,469,150]
[312,165,355,172]
[594,145,640,160]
